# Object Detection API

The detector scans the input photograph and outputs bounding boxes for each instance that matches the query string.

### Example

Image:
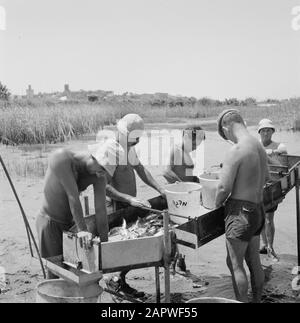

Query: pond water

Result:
[0,124,300,179]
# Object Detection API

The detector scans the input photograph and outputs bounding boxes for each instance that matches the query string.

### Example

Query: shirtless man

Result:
[106,114,166,298]
[36,139,123,278]
[163,125,205,183]
[258,119,287,260]
[215,109,269,303]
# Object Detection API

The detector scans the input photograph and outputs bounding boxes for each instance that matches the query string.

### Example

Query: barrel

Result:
[36,279,102,303]
[198,173,220,209]
[164,182,203,224]
[186,297,241,303]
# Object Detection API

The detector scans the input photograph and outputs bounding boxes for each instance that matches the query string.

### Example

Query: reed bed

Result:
[0,98,299,145]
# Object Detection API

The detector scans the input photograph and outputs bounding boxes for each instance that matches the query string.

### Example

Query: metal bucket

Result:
[164,182,203,224]
[186,297,241,303]
[36,279,102,303]
[198,173,220,209]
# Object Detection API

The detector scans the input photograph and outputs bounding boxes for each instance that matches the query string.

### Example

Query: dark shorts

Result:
[224,199,265,242]
[36,212,73,258]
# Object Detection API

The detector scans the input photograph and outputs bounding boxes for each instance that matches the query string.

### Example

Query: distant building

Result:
[63,84,71,97]
[26,85,34,99]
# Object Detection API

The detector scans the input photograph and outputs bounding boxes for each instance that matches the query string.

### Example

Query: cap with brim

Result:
[88,139,124,177]
[258,119,275,133]
[117,114,144,139]
[217,109,240,140]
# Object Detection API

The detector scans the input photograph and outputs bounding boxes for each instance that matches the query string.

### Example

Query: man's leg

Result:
[265,212,277,258]
[260,226,268,253]
[226,238,249,302]
[226,246,240,298]
[36,213,64,279]
[245,236,265,303]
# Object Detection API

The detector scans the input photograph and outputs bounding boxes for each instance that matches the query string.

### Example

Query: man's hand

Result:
[129,197,152,209]
[77,231,93,250]
[265,149,273,155]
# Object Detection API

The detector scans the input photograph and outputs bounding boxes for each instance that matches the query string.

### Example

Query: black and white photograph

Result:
[0,0,300,305]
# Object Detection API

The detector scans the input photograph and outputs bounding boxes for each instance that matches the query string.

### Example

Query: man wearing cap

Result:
[105,114,166,298]
[258,119,287,260]
[36,139,123,278]
[215,109,269,303]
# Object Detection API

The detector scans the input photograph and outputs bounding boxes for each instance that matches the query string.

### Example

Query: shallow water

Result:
[1,124,300,179]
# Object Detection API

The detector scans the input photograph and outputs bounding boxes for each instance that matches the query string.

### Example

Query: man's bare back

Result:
[229,136,268,204]
[42,149,100,226]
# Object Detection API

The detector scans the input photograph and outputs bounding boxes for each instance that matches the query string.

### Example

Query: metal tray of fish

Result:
[64,205,173,273]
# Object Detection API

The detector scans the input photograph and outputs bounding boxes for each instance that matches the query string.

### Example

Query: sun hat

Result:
[117,114,144,139]
[258,119,275,133]
[217,109,240,140]
[88,139,124,177]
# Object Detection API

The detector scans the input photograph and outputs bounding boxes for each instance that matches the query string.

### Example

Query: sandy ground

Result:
[1,128,300,303]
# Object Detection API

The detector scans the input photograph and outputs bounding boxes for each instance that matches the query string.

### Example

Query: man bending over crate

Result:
[215,109,270,303]
[36,139,124,279]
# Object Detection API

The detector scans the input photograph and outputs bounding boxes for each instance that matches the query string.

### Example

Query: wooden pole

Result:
[163,211,171,303]
[296,167,300,272]
[155,266,160,303]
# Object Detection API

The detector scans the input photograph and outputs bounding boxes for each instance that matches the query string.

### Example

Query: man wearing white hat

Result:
[106,114,166,210]
[258,119,287,260]
[36,139,123,278]
[105,113,166,298]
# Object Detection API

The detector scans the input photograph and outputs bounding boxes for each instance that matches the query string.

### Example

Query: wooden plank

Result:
[44,256,102,286]
[101,261,162,274]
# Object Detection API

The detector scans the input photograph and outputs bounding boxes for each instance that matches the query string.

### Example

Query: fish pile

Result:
[108,213,175,241]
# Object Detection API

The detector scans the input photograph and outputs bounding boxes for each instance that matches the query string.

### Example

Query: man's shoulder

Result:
[49,148,72,168]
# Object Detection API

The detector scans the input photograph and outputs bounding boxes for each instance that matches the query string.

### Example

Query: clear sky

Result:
[0,0,300,99]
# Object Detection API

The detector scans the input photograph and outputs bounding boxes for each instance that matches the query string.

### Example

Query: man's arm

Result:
[134,162,165,197]
[215,146,240,208]
[106,184,134,205]
[94,179,108,242]
[106,184,151,208]
[163,149,183,183]
[163,167,183,183]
